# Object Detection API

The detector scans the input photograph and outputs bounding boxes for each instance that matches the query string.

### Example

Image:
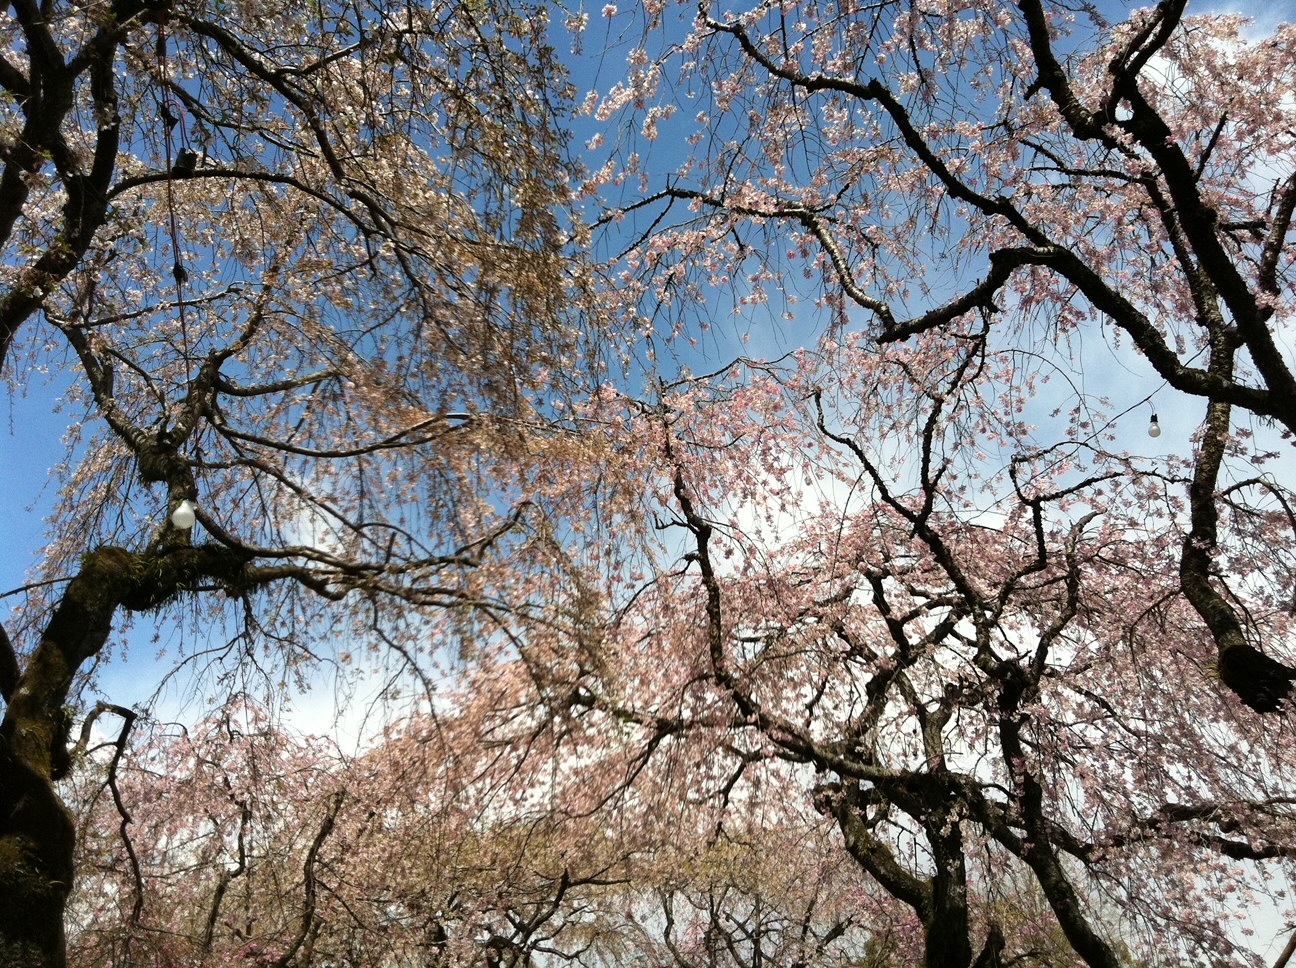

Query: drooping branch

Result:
[690,0,1296,440]
[94,705,144,937]
[1019,0,1296,429]
[0,0,149,372]
[268,790,345,968]
[201,787,251,953]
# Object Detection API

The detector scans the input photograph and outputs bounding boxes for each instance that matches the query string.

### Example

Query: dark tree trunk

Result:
[0,748,76,968]
[923,814,973,968]
[0,550,131,967]
[0,544,249,966]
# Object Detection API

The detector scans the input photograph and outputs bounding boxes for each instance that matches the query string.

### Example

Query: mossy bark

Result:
[0,751,76,968]
[0,543,251,967]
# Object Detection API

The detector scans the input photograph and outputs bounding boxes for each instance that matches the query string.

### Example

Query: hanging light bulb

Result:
[170,500,197,529]
[1147,414,1162,439]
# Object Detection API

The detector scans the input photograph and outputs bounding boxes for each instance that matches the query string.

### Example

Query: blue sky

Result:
[1,357,76,596]
[1,0,1288,686]
[3,0,1294,767]
[3,3,1296,958]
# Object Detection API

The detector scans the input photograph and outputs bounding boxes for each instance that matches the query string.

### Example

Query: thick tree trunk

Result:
[924,816,973,968]
[0,550,131,967]
[0,748,76,968]
[0,544,249,966]
[827,780,978,968]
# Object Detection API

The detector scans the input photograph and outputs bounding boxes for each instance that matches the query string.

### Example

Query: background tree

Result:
[594,0,1296,707]
[66,694,893,967]
[524,0,1296,964]
[0,0,604,964]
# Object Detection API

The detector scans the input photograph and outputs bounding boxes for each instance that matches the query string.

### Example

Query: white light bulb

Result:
[170,500,197,529]
[1147,415,1162,439]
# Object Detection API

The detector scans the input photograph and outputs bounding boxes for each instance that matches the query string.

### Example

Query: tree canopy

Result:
[2,0,1295,965]
[1,0,601,962]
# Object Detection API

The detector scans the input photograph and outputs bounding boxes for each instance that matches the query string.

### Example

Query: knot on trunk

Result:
[1218,642,1296,713]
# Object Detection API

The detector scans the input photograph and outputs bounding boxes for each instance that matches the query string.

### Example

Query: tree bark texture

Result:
[0,544,249,967]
